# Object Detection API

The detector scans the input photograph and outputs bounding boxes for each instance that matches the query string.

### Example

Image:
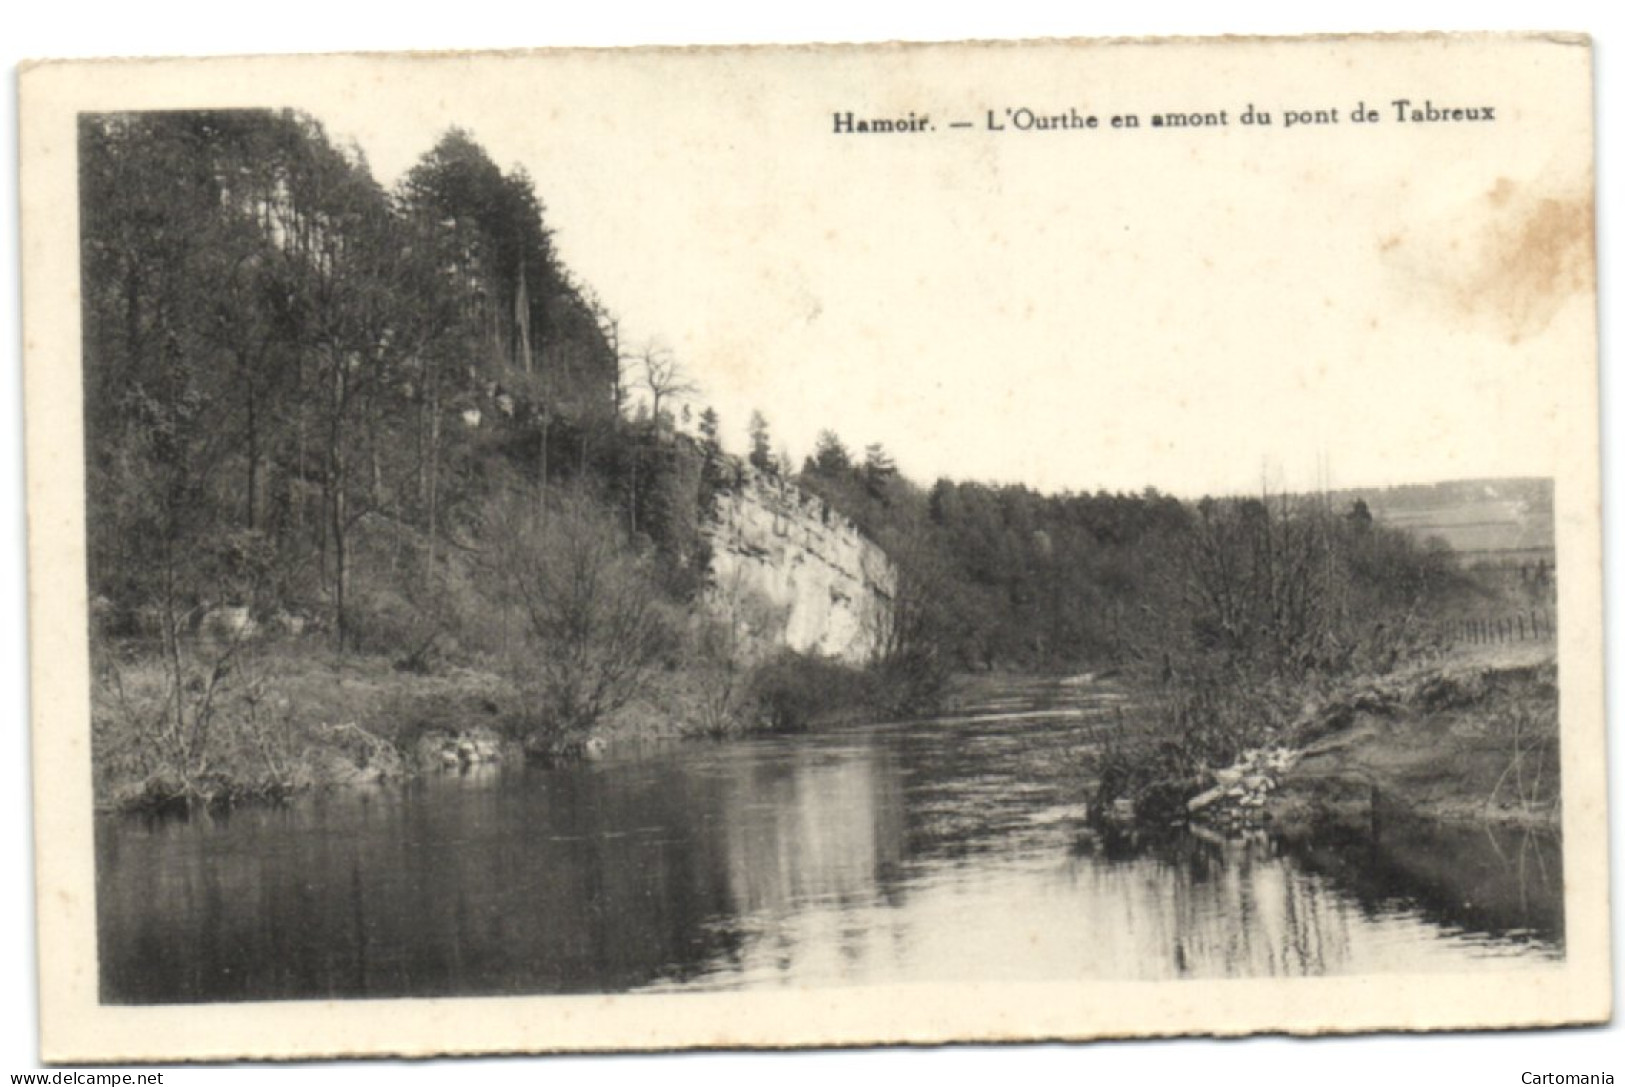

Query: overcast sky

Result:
[237,42,1589,497]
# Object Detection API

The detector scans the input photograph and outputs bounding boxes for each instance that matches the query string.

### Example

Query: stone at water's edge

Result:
[416,726,512,771]
[1113,747,1299,832]
[703,467,897,663]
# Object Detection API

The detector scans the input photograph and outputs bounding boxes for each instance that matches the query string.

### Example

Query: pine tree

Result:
[747,411,775,474]
[811,430,853,477]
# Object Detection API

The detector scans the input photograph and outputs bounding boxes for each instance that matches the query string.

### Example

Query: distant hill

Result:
[1329,478,1554,567]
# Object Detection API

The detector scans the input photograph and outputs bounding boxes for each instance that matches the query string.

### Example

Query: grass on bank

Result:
[1084,642,1559,832]
[89,633,909,812]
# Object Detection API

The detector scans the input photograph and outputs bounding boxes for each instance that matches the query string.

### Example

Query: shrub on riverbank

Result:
[483,489,683,751]
[737,650,864,732]
[90,641,516,811]
[1087,647,1559,835]
[89,633,906,810]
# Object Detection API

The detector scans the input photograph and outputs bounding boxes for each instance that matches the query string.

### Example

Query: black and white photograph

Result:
[14,28,1611,1065]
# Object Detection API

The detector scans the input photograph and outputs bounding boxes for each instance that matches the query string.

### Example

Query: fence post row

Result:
[1445,610,1551,646]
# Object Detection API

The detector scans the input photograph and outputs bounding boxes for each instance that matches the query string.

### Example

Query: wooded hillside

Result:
[82,111,620,649]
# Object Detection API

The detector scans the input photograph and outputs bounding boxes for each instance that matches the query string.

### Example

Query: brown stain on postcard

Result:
[1473,186,1595,343]
[1390,177,1594,344]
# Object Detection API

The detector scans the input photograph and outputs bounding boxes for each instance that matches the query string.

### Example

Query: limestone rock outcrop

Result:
[703,468,895,663]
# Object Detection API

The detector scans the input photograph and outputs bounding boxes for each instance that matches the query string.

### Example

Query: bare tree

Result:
[637,343,697,439]
[487,488,675,747]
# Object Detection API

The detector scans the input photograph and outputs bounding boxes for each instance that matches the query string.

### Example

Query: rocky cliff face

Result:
[704,468,895,663]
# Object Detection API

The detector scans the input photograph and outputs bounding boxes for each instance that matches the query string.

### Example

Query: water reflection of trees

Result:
[97,742,913,1002]
[1072,819,1563,979]
[98,767,752,1001]
[719,748,904,917]
[96,713,1562,1002]
[1282,819,1563,948]
[1064,832,1353,977]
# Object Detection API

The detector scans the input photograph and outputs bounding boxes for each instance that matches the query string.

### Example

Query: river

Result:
[95,676,1563,1003]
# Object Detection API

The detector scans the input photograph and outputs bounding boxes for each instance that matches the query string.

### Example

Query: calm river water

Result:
[95,677,1563,1003]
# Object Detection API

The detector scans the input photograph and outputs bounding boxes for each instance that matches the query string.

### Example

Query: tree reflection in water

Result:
[96,678,1562,1003]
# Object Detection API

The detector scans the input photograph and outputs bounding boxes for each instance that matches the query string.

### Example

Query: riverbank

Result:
[89,639,893,812]
[1096,643,1560,837]
[1269,643,1559,837]
[92,647,508,810]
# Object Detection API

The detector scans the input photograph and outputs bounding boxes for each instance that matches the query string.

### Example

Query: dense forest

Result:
[81,109,1542,812]
[790,427,1513,676]
[83,111,621,647]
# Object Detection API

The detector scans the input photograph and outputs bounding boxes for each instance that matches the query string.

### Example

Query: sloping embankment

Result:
[1266,648,1559,839]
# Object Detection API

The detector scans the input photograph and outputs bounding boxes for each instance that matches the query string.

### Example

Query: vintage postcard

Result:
[19,33,1607,1062]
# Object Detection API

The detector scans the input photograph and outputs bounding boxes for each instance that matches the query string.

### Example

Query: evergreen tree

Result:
[810,430,852,478]
[747,411,775,474]
[861,442,897,499]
